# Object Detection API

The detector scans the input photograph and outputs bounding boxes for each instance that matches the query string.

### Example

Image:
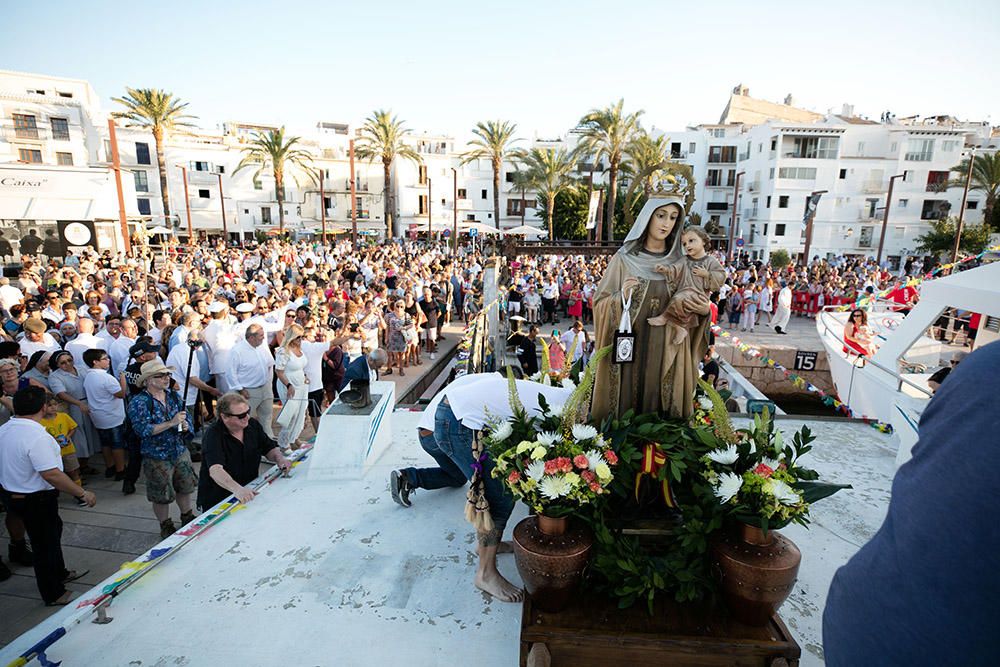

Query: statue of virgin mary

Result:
[591,194,712,421]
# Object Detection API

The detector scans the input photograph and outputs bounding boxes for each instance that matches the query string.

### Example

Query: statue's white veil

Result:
[615,195,686,279]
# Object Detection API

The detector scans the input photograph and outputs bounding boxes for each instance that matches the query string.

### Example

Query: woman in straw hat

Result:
[274,324,310,450]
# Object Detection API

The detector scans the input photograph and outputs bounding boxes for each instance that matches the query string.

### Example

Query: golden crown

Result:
[649,176,685,199]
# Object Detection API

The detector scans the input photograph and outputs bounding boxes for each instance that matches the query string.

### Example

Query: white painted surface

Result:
[2,412,894,666]
[309,380,395,480]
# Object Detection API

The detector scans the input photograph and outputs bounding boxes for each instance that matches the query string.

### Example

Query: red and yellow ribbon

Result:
[634,443,677,508]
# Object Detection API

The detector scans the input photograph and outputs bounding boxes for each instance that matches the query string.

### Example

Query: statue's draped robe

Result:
[591,247,712,422]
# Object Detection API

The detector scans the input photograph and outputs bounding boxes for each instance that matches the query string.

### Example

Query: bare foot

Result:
[647,314,668,326]
[475,570,524,603]
[498,540,514,554]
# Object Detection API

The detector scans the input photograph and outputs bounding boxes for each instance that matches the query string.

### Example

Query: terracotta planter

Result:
[712,522,801,626]
[512,514,593,612]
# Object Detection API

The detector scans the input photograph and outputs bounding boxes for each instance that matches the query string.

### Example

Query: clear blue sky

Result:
[3,0,997,139]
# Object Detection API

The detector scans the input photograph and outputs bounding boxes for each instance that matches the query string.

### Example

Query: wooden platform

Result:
[520,591,800,667]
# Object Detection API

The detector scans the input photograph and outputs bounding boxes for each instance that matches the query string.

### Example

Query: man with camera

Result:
[227,323,275,438]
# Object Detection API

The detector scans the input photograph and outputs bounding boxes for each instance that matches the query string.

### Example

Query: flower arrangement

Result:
[490,413,619,517]
[695,380,850,532]
[483,346,615,517]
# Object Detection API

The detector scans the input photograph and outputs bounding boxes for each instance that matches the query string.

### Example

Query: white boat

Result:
[817,261,1000,467]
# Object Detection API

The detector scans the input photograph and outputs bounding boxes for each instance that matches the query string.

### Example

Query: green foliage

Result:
[583,410,724,609]
[914,216,993,257]
[547,180,591,240]
[951,153,1000,230]
[354,109,423,237]
[769,248,791,269]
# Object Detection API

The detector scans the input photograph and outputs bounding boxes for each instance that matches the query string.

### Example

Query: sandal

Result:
[384,369,393,376]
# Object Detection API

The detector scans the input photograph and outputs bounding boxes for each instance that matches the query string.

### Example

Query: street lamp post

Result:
[951,149,976,262]
[176,164,193,246]
[876,172,907,265]
[349,139,357,249]
[318,169,327,246]
[727,171,745,262]
[427,177,432,239]
[802,189,828,265]
[451,168,458,253]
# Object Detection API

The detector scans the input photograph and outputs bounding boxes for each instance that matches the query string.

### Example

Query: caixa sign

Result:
[0,176,49,187]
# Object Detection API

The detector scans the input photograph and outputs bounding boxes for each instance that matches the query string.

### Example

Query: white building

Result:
[2,69,996,259]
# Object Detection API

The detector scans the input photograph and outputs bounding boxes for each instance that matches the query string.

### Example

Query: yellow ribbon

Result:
[634,443,677,508]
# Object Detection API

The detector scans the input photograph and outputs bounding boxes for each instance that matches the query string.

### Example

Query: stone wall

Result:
[715,342,835,398]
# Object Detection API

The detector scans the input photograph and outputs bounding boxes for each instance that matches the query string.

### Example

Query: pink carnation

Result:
[554,457,573,473]
[544,460,560,475]
[589,482,603,493]
[604,450,619,465]
[573,455,590,470]
[753,463,775,478]
[580,470,596,483]
[507,471,521,484]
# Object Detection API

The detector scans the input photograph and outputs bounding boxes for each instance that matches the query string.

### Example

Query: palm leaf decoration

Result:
[697,378,738,444]
[560,344,611,434]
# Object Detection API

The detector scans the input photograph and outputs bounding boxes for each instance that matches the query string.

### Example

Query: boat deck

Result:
[0,412,896,667]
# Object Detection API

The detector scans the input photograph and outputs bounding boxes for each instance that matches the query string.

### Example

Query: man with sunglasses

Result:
[197,392,290,511]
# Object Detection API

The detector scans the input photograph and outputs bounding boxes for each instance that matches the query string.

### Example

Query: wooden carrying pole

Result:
[107,118,132,255]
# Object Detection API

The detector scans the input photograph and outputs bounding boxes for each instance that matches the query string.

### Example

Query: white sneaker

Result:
[430,353,437,360]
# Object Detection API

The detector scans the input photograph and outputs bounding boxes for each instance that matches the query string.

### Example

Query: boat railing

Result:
[817,309,934,399]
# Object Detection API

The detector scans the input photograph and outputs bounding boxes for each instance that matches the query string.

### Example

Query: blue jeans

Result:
[428,401,515,534]
[404,431,467,491]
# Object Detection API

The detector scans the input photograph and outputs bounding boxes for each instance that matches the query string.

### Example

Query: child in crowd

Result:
[647,226,726,343]
[40,394,86,505]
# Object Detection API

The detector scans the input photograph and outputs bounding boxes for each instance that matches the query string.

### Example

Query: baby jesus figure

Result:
[647,227,726,344]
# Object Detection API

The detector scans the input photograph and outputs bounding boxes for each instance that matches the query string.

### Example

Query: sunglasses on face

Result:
[225,410,251,419]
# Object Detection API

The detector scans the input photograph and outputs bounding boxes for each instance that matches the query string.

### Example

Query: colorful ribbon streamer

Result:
[711,324,894,434]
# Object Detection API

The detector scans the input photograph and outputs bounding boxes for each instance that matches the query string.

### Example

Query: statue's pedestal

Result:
[519,592,800,667]
[307,380,394,480]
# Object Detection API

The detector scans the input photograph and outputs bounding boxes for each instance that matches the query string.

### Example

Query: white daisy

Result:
[585,449,605,470]
[714,472,743,503]
[706,445,739,465]
[561,377,577,391]
[549,403,565,417]
[766,479,800,506]
[537,431,560,447]
[697,396,714,411]
[490,421,513,443]
[538,475,572,500]
[571,424,599,442]
[525,460,546,482]
[761,457,781,471]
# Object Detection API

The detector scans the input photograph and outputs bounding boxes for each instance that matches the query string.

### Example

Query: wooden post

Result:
[452,167,458,253]
[217,171,228,243]
[427,177,432,239]
[951,151,976,262]
[107,118,132,255]
[179,165,193,246]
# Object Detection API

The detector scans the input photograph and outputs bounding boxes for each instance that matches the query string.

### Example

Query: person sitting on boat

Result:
[843,309,876,357]
[927,351,966,394]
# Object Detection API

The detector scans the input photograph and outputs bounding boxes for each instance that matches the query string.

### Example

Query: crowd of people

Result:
[0,231,958,607]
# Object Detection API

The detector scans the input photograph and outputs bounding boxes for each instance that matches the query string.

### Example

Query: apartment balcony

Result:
[2,124,49,142]
[925,182,949,193]
[747,181,761,192]
[858,212,883,222]
[344,180,370,192]
[862,181,885,194]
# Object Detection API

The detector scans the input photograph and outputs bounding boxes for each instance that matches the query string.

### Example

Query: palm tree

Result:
[521,148,575,240]
[575,99,644,241]
[111,88,196,221]
[510,169,533,227]
[354,110,422,238]
[234,127,315,236]
[951,152,1000,229]
[621,131,697,228]
[461,120,520,230]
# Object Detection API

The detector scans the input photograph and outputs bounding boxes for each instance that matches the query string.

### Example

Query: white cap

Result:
[235,302,254,313]
[208,302,227,314]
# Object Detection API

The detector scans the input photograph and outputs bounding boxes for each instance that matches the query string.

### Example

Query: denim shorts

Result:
[96,424,127,451]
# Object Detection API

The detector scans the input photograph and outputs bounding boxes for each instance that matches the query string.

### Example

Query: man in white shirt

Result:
[0,277,23,311]
[95,315,122,354]
[227,324,275,438]
[148,309,171,346]
[202,303,237,393]
[394,373,573,603]
[301,331,331,435]
[18,318,59,358]
[0,386,96,605]
[109,318,139,377]
[66,318,105,370]
[166,319,221,413]
[82,349,128,479]
[560,321,588,366]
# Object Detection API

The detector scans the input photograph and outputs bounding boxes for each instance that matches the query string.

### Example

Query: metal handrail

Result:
[817,309,934,398]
